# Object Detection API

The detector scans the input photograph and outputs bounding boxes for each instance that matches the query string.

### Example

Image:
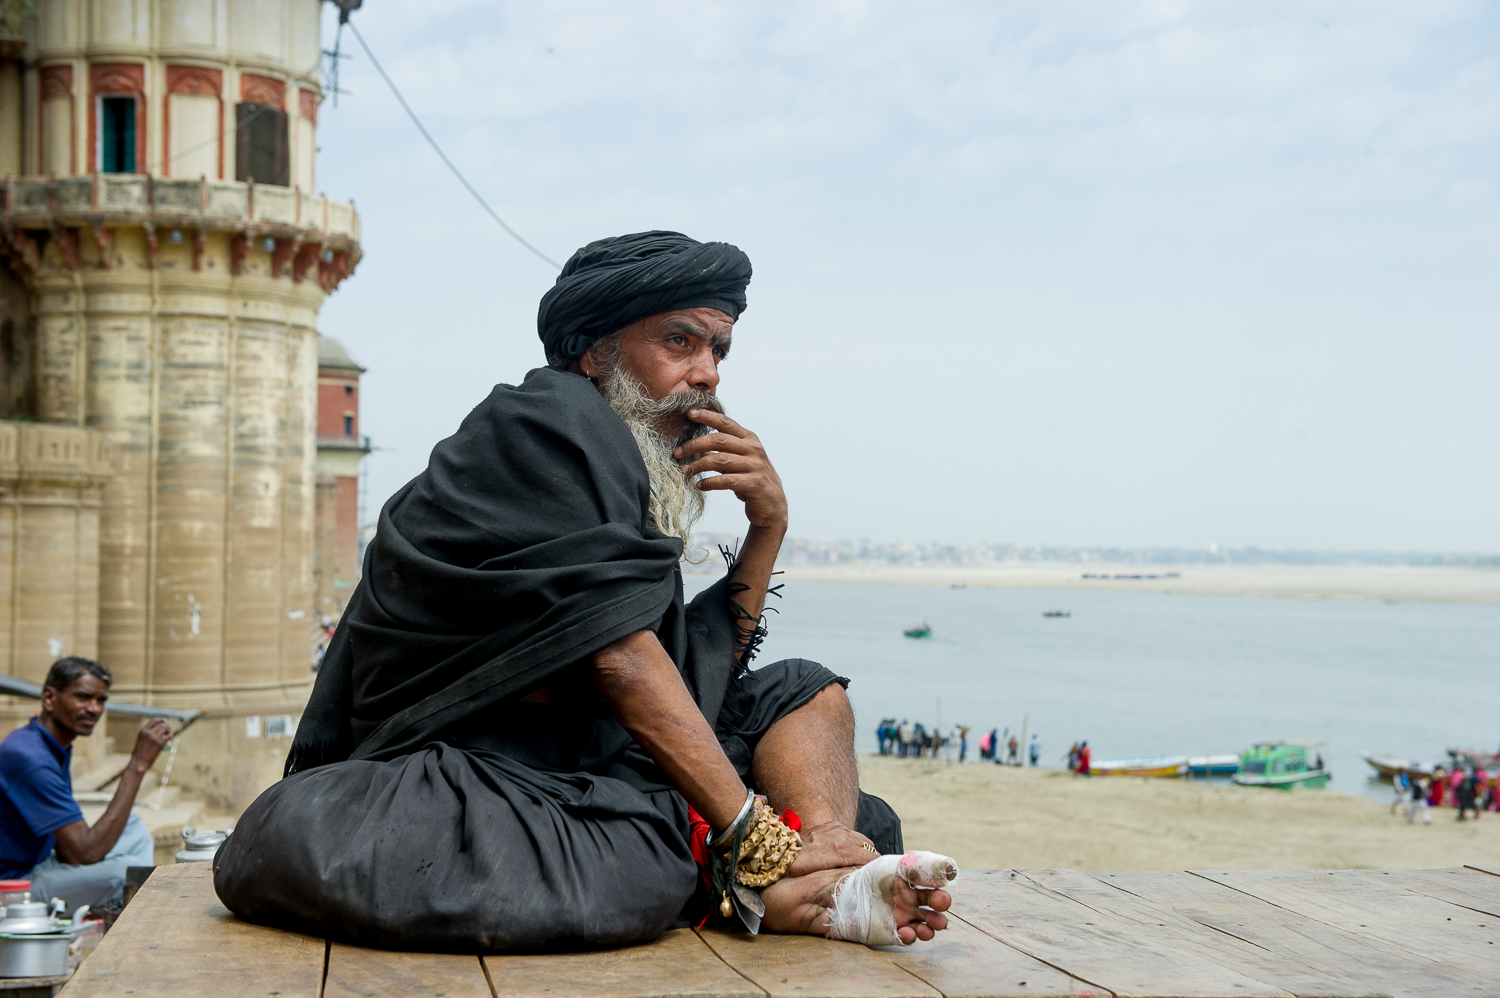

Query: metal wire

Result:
[344,20,562,271]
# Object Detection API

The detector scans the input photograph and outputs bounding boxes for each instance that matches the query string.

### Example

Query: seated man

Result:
[215,231,955,952]
[0,657,171,910]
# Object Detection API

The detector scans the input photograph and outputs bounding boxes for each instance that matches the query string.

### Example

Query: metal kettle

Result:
[175,826,232,863]
[0,896,68,935]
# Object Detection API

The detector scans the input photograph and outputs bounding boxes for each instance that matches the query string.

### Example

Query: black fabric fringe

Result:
[718,541,782,674]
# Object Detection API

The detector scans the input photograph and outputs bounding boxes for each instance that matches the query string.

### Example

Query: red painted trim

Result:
[240,73,286,107]
[89,63,147,174]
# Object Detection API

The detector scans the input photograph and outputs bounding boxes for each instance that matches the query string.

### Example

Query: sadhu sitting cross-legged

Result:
[213,231,958,952]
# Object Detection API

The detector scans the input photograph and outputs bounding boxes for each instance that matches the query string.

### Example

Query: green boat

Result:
[1232,742,1330,790]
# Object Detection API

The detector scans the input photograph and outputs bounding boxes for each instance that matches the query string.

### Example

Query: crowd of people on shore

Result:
[1391,766,1497,824]
[874,719,1041,766]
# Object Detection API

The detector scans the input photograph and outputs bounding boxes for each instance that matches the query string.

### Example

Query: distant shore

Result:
[761,562,1500,604]
[859,755,1498,870]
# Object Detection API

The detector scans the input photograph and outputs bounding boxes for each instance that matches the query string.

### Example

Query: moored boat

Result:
[1187,754,1241,776]
[1233,741,1329,790]
[1447,747,1500,771]
[1360,752,1436,782]
[1091,755,1189,778]
[903,621,932,638]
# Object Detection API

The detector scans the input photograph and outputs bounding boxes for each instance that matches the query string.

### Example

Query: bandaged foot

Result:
[826,851,958,946]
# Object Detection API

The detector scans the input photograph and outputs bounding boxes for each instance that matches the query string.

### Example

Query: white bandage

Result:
[826,850,958,947]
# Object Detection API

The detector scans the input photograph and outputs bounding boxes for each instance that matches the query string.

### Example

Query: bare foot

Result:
[759,865,952,944]
[760,867,845,936]
[892,877,950,944]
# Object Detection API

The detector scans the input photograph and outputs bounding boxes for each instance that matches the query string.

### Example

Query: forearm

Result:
[728,521,786,656]
[592,630,748,830]
[60,768,141,865]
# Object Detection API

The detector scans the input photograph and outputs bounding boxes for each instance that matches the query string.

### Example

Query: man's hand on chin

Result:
[674,409,787,532]
[787,820,881,877]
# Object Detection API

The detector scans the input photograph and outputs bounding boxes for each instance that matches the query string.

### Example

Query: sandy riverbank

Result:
[771,563,1500,604]
[858,755,1498,870]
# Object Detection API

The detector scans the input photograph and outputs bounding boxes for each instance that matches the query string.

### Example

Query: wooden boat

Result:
[1091,756,1189,778]
[1233,742,1329,790]
[903,622,932,638]
[1447,747,1500,770]
[1187,754,1241,776]
[1042,610,1071,618]
[1360,752,1436,781]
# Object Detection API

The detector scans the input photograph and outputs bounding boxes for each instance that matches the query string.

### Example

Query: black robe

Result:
[213,367,898,952]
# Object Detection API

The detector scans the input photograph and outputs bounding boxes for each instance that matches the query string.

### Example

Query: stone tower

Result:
[0,0,361,797]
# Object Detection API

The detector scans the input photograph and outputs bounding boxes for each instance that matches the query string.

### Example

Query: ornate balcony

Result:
[0,174,360,292]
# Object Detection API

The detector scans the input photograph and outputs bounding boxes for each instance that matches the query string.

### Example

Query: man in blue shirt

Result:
[0,657,171,909]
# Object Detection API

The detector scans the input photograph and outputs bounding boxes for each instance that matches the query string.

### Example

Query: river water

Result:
[687,577,1500,802]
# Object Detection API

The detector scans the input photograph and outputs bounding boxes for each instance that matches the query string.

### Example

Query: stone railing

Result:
[1,174,358,241]
[0,174,360,291]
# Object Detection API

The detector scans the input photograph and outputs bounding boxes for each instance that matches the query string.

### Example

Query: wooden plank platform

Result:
[56,863,1500,998]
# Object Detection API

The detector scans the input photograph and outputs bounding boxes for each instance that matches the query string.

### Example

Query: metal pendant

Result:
[731,884,764,936]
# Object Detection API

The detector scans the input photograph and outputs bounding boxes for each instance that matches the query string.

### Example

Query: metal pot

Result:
[175,826,232,863]
[0,934,70,978]
[0,894,77,978]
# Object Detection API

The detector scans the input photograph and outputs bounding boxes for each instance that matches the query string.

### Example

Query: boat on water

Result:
[1091,756,1189,778]
[1447,747,1500,770]
[1360,752,1437,781]
[1187,754,1241,776]
[1233,741,1330,790]
[1042,610,1071,618]
[903,621,932,638]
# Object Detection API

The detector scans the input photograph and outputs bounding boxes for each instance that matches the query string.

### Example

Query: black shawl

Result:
[287,366,736,774]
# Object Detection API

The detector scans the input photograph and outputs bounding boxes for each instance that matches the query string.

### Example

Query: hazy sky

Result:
[313,1,1499,552]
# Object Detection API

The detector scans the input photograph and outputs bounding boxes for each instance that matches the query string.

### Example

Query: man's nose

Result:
[688,346,719,393]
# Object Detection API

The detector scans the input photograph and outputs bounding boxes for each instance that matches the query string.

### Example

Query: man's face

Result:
[587,307,732,401]
[40,674,109,738]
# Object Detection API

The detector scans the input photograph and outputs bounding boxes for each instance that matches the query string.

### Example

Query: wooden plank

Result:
[953,870,1290,998]
[1362,869,1500,918]
[1094,870,1482,998]
[484,928,761,998]
[881,912,1091,997]
[58,863,325,998]
[326,945,490,998]
[698,928,937,998]
[1191,870,1500,973]
[1018,869,1362,997]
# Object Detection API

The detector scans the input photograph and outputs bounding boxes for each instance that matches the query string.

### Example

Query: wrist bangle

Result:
[709,788,756,848]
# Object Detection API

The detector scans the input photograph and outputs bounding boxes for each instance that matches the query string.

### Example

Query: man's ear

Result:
[575,347,601,383]
[39,686,55,713]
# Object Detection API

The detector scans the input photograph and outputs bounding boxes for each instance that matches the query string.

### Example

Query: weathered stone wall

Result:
[24,228,325,711]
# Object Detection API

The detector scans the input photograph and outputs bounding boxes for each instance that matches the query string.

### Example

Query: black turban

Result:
[537,230,752,365]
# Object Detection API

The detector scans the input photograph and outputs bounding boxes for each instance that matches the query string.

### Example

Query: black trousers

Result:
[214,659,901,952]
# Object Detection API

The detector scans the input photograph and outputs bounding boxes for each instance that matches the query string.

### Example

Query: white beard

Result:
[597,360,720,558]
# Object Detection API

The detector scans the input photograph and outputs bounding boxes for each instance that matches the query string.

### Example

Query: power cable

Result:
[343,20,562,271]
